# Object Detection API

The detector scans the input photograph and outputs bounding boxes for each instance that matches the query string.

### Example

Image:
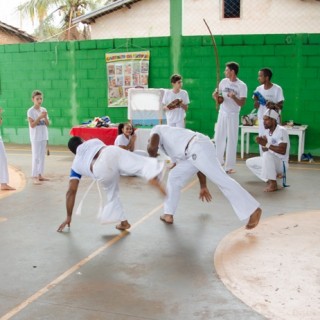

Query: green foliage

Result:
[18,0,105,41]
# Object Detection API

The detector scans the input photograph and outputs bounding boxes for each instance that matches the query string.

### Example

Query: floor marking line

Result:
[236,162,320,170]
[0,178,198,320]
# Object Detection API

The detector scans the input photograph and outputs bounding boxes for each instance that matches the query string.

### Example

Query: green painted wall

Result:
[0,34,319,156]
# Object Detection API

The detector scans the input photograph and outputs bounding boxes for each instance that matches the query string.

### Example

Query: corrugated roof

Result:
[72,0,142,25]
[0,21,36,42]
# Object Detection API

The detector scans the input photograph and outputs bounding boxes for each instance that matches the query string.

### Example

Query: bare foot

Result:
[160,214,174,224]
[264,180,278,192]
[148,177,166,196]
[116,220,131,230]
[246,208,262,229]
[39,176,50,181]
[33,178,42,185]
[226,169,236,174]
[1,184,16,191]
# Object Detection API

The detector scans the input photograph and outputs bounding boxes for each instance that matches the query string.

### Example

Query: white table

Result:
[240,125,308,162]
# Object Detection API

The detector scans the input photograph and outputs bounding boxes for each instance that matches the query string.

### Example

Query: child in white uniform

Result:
[114,122,147,157]
[27,90,49,185]
[115,123,137,151]
[162,74,190,128]
[0,109,15,190]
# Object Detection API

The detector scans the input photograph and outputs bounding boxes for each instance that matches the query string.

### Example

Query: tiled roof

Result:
[72,0,142,24]
[0,21,36,42]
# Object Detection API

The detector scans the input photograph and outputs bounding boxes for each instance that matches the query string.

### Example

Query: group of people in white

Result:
[0,67,289,234]
[212,63,288,193]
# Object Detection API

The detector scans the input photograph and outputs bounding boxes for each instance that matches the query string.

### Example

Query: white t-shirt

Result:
[162,89,190,125]
[219,78,247,114]
[114,134,131,147]
[254,84,284,120]
[70,139,106,179]
[27,106,49,141]
[150,125,195,163]
[263,125,290,162]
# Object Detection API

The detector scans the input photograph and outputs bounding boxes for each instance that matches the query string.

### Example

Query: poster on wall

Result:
[106,51,150,107]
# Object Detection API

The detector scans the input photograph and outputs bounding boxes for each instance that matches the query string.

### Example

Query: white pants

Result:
[258,119,265,156]
[31,140,47,177]
[133,150,148,157]
[246,152,288,182]
[167,119,185,128]
[0,140,9,184]
[164,134,260,221]
[214,111,239,171]
[93,146,163,223]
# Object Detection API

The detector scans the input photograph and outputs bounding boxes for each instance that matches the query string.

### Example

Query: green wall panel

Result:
[0,34,319,157]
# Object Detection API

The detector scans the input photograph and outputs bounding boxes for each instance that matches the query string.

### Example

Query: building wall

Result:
[88,0,320,38]
[183,0,320,35]
[0,34,319,156]
[90,0,170,39]
[0,30,30,44]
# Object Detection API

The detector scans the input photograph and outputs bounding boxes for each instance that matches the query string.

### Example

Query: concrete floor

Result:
[0,145,319,320]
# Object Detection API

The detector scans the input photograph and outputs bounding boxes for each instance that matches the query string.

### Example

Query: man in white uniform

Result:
[246,109,290,192]
[147,125,262,229]
[253,68,284,155]
[0,109,15,190]
[212,62,247,174]
[57,137,165,232]
[162,74,190,127]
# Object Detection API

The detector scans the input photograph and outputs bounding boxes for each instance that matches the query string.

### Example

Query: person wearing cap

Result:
[253,68,284,155]
[57,137,165,233]
[246,109,290,192]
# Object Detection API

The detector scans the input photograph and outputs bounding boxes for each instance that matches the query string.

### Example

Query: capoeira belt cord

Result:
[75,180,103,217]
[282,161,290,188]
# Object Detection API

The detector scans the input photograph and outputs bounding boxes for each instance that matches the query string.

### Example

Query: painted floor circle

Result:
[214,210,320,320]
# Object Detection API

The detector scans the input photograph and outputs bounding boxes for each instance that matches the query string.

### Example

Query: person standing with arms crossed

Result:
[212,62,247,174]
[27,90,50,185]
[162,74,190,127]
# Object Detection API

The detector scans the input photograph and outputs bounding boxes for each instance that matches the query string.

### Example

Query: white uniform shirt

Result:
[162,89,190,124]
[27,106,49,141]
[254,84,284,120]
[219,78,247,114]
[114,134,131,147]
[70,139,105,179]
[263,125,290,162]
[150,125,195,163]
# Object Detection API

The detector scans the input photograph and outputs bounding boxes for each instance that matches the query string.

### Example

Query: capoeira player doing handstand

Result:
[246,109,290,192]
[57,137,165,232]
[147,125,262,229]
